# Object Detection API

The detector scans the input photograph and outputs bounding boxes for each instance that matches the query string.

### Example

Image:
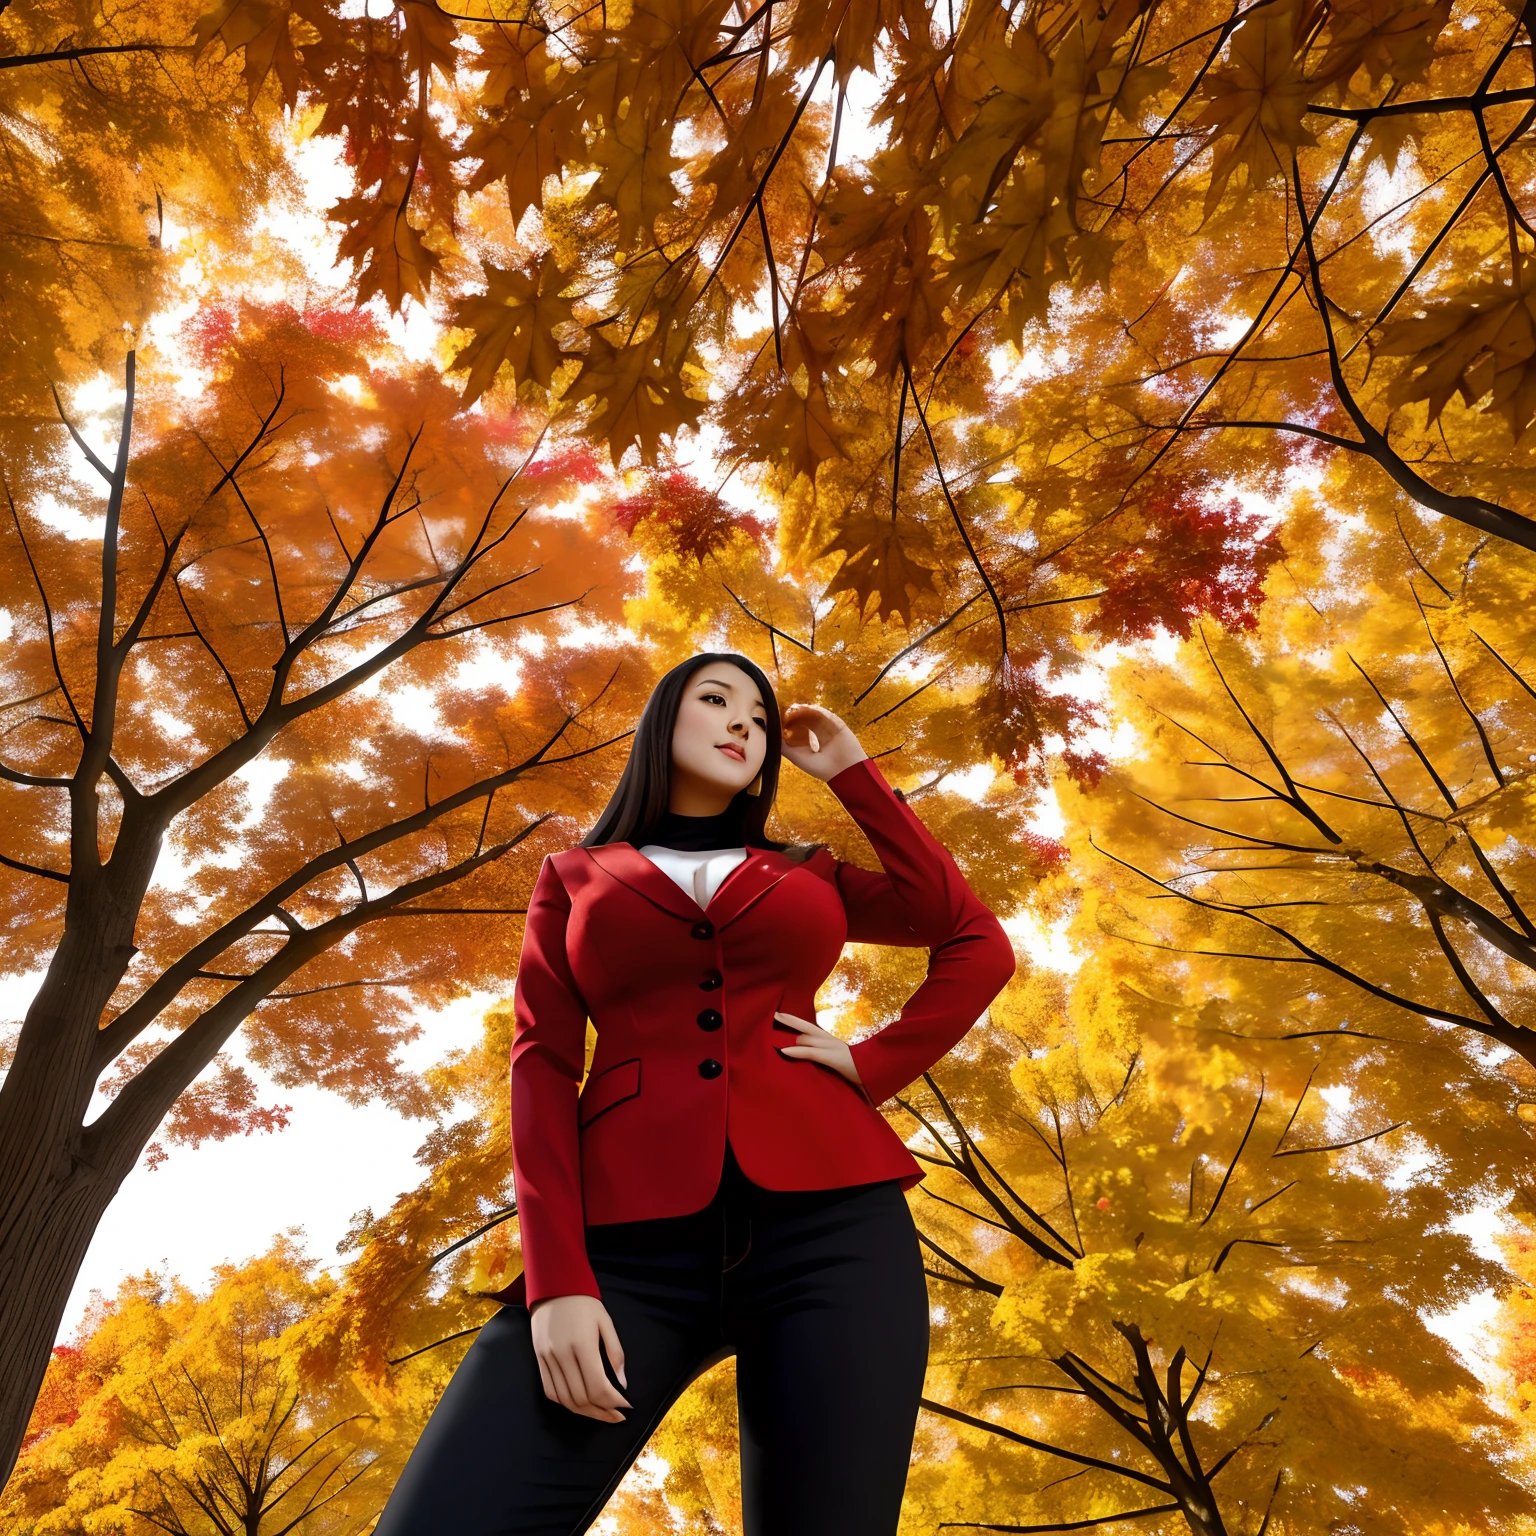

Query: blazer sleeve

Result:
[509,855,603,1306]
[827,757,1018,1108]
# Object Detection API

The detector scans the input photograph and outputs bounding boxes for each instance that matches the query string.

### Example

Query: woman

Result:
[375,652,1017,1536]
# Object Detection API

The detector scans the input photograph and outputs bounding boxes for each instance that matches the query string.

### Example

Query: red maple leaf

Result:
[610,471,769,563]
[1090,487,1284,642]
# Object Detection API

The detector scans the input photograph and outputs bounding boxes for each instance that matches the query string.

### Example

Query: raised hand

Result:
[780,703,867,782]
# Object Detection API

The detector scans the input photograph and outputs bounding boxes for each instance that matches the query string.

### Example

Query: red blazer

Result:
[504,756,1017,1306]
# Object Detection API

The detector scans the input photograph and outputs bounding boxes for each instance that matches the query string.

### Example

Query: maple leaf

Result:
[621,0,738,112]
[330,179,443,312]
[450,253,578,405]
[1314,0,1453,92]
[584,104,685,254]
[811,178,952,375]
[1036,5,1158,229]
[872,23,953,162]
[1376,261,1536,439]
[398,0,459,81]
[814,149,928,269]
[305,14,414,185]
[566,328,707,465]
[1190,0,1317,217]
[972,644,1105,788]
[785,0,906,84]
[817,508,940,625]
[936,18,1054,229]
[950,155,1065,327]
[471,20,552,109]
[727,363,846,481]
[610,470,767,563]
[1087,487,1284,642]
[193,0,317,108]
[463,78,589,226]
[698,71,803,211]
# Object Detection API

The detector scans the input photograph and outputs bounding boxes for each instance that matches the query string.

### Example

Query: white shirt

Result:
[636,844,749,909]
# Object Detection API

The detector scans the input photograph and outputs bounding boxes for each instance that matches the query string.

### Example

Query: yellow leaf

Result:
[1190,0,1316,217]
[1377,261,1536,438]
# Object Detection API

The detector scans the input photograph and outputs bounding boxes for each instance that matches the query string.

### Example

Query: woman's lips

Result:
[716,744,746,761]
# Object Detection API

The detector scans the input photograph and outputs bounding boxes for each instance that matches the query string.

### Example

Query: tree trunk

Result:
[0,1113,137,1486]
[0,857,159,1485]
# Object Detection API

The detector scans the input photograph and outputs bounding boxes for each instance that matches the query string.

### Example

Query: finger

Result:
[776,1030,833,1052]
[573,1340,631,1411]
[554,1345,595,1410]
[544,1351,577,1410]
[773,1010,819,1033]
[536,1352,557,1404]
[597,1312,628,1389]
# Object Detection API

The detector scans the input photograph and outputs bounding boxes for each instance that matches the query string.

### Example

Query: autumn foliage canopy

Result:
[4,0,1536,1529]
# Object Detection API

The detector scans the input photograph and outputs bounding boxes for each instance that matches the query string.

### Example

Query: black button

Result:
[698,969,723,991]
[690,920,714,940]
[696,1008,723,1032]
[698,1058,723,1079]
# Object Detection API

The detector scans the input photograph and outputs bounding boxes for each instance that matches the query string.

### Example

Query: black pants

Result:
[375,1143,930,1535]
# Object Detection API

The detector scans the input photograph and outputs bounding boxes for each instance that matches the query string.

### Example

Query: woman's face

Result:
[669,663,770,813]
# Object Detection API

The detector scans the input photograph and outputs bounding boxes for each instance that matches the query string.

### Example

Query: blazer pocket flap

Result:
[578,1056,641,1130]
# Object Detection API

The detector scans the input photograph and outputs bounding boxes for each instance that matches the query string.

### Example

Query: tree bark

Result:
[0,873,153,1484]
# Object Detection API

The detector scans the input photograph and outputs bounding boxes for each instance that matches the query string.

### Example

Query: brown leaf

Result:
[566,328,707,465]
[935,18,1054,228]
[1190,0,1316,217]
[462,66,587,225]
[785,0,906,84]
[727,363,846,481]
[193,0,307,107]
[330,180,443,312]
[449,253,578,405]
[817,508,940,624]
[584,105,685,253]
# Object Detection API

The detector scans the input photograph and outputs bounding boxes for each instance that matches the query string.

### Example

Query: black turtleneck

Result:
[641,803,750,852]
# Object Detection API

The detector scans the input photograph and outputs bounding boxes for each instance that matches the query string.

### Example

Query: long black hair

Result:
[581,652,799,851]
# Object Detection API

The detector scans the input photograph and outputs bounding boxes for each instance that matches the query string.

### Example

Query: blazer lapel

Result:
[584,844,799,930]
[585,844,699,922]
[705,847,798,929]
